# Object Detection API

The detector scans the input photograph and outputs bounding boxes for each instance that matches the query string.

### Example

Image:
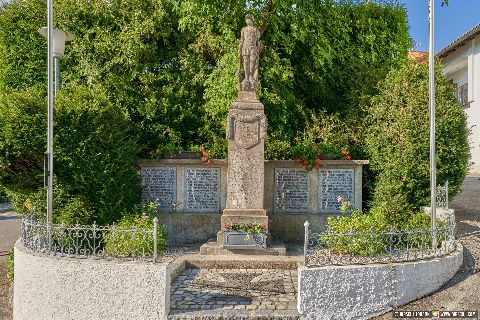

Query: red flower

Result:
[346,155,352,160]
[201,157,206,161]
[294,157,301,163]
[199,146,204,151]
[308,164,312,168]
[302,165,306,170]
[148,151,153,155]
[207,160,211,164]
[316,158,321,163]
[342,149,347,155]
[312,145,318,151]
[156,149,160,153]
[315,164,320,169]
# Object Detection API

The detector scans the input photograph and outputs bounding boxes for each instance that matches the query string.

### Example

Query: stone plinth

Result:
[225,101,265,209]
[215,99,269,250]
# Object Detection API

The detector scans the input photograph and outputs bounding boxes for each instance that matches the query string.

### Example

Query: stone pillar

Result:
[217,98,268,246]
[215,14,268,249]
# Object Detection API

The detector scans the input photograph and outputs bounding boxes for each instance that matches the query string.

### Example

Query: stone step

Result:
[199,238,288,256]
[168,309,301,320]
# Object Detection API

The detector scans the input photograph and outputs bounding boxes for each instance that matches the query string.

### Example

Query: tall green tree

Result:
[365,59,469,223]
[0,0,410,156]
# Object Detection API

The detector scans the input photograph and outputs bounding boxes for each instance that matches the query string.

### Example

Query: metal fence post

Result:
[153,217,158,263]
[47,221,52,252]
[445,180,449,209]
[304,221,309,267]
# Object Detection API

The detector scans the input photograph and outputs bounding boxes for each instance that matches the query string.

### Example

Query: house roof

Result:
[438,23,480,58]
[408,51,428,63]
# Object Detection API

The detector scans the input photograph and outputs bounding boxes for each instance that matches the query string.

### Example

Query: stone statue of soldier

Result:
[237,14,260,95]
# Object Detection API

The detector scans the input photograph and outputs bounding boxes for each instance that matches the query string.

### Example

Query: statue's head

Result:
[245,14,254,26]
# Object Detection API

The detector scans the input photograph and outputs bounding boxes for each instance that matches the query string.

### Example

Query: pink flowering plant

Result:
[224,222,267,235]
[291,143,352,171]
[190,145,212,164]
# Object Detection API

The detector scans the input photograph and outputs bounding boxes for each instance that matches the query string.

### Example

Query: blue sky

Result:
[400,0,480,52]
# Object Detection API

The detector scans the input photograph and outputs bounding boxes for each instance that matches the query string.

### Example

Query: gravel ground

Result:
[375,176,480,319]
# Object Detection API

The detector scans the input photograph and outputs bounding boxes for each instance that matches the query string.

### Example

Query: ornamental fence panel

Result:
[303,215,456,268]
[21,217,161,262]
[436,181,449,209]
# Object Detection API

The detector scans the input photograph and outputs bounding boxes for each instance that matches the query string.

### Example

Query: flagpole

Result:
[429,0,437,249]
[47,0,54,247]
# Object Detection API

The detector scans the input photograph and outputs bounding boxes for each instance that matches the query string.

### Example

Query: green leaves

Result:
[365,60,469,217]
[0,0,410,158]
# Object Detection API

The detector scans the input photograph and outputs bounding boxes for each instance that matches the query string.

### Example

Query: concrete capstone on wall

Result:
[298,243,463,320]
[13,242,171,320]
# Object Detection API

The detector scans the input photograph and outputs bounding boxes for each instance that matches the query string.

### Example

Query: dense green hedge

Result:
[0,0,410,157]
[365,60,469,223]
[0,86,140,225]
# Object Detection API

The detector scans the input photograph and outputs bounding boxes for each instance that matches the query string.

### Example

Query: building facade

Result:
[439,24,480,174]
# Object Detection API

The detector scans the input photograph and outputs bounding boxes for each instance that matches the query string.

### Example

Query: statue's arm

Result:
[239,29,244,54]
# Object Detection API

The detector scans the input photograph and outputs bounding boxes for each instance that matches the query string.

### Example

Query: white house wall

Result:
[442,35,480,174]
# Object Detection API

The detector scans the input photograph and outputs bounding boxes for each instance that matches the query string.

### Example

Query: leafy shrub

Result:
[25,183,95,225]
[323,204,447,256]
[0,86,140,225]
[365,59,469,219]
[0,186,7,203]
[54,86,141,224]
[0,87,46,194]
[104,214,167,258]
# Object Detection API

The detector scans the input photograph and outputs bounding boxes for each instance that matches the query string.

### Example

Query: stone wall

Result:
[13,241,172,320]
[139,159,367,244]
[297,243,464,320]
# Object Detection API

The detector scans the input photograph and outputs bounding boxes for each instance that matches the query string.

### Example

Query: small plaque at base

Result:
[223,231,267,250]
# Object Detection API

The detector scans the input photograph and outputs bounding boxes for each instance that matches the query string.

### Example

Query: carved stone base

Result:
[220,215,268,231]
[237,91,258,102]
[218,207,269,252]
[199,237,286,256]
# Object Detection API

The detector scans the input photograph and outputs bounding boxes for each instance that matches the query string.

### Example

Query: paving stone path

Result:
[170,268,298,312]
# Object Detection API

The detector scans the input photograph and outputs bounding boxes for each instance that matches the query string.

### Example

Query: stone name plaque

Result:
[274,169,310,213]
[318,169,354,213]
[141,167,176,210]
[183,168,220,212]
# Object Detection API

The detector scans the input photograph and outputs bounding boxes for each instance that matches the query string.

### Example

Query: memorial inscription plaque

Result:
[318,169,354,213]
[141,167,177,210]
[183,168,220,212]
[274,168,310,213]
